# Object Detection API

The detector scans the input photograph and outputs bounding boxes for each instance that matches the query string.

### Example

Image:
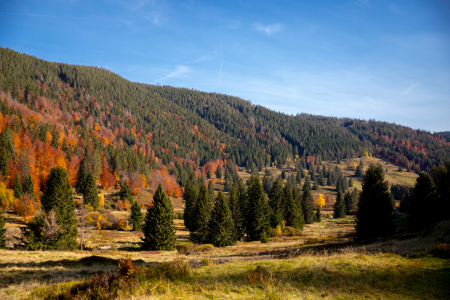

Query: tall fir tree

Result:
[189,184,212,244]
[130,200,144,231]
[268,179,283,226]
[302,184,315,224]
[141,184,176,250]
[36,166,78,250]
[333,191,346,218]
[244,175,270,241]
[83,172,99,209]
[118,180,134,201]
[75,157,89,195]
[183,180,198,232]
[208,180,215,202]
[23,174,35,199]
[408,173,438,230]
[314,206,321,222]
[292,187,305,228]
[228,183,245,241]
[0,210,6,249]
[13,174,23,200]
[207,191,235,247]
[356,164,394,240]
[283,183,303,230]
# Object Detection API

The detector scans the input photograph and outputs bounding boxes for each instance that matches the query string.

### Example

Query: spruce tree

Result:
[0,210,6,249]
[0,150,8,176]
[356,164,394,240]
[244,175,270,241]
[13,174,23,199]
[333,191,346,218]
[118,180,134,202]
[183,180,198,231]
[23,174,35,199]
[83,172,99,210]
[268,179,283,226]
[39,166,78,250]
[302,184,315,224]
[75,157,89,195]
[283,183,303,230]
[141,184,176,250]
[189,184,212,244]
[408,173,438,230]
[208,180,215,202]
[314,206,321,222]
[130,200,143,231]
[207,191,235,247]
[228,183,245,241]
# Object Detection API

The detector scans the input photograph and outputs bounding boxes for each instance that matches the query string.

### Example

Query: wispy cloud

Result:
[403,83,419,94]
[255,23,282,36]
[157,65,191,82]
[356,0,370,7]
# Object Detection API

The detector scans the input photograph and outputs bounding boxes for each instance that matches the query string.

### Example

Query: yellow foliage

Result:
[317,194,325,208]
[353,163,357,170]
[98,215,103,222]
[97,220,101,230]
[99,194,105,208]
[140,174,147,188]
[0,182,14,209]
[365,151,369,158]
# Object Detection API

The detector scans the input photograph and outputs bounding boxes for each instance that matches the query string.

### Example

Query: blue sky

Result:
[0,0,449,132]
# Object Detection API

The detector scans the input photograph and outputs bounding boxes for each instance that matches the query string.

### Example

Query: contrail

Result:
[218,47,223,87]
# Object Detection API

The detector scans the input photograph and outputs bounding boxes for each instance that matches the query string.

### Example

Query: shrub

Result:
[147,259,191,280]
[176,244,193,254]
[104,201,111,210]
[261,232,269,243]
[177,212,184,219]
[282,226,302,236]
[432,243,450,258]
[195,244,215,252]
[85,215,93,222]
[101,221,114,230]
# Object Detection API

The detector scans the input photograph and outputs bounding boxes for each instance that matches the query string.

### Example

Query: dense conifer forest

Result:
[0,46,449,208]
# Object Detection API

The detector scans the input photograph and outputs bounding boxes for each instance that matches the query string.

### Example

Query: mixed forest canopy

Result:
[0,46,449,203]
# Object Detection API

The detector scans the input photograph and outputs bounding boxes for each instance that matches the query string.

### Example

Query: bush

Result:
[147,259,191,280]
[195,244,215,252]
[176,244,193,254]
[101,221,114,230]
[282,226,302,236]
[432,243,450,258]
[261,232,269,243]
[177,212,184,219]
[84,215,93,222]
[104,201,111,210]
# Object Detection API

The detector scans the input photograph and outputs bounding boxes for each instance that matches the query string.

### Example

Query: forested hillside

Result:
[0,46,449,205]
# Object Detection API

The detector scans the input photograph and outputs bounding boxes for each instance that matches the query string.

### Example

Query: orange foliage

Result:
[118,218,124,229]
[117,200,124,211]
[14,194,36,217]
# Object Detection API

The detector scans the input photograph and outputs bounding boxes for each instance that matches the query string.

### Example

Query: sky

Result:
[0,0,449,132]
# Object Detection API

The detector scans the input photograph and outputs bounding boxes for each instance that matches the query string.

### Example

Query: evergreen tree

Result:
[189,185,212,244]
[207,191,235,247]
[130,200,144,231]
[83,172,99,210]
[183,180,198,231]
[13,174,23,199]
[75,157,89,195]
[356,164,394,240]
[118,180,134,202]
[208,180,215,202]
[23,174,35,199]
[314,206,321,222]
[37,166,78,250]
[283,183,303,230]
[141,184,176,250]
[302,184,315,224]
[349,176,353,187]
[268,179,283,226]
[333,191,346,218]
[244,175,270,241]
[215,167,223,180]
[0,150,8,176]
[228,183,245,241]
[0,210,6,249]
[408,173,438,230]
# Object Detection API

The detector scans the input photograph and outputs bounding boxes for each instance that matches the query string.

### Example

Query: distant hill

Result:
[438,131,450,136]
[0,46,448,198]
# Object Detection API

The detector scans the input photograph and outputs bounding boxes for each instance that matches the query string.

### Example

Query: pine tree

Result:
[333,191,346,218]
[189,184,212,244]
[408,173,438,230]
[268,179,283,226]
[141,184,176,250]
[183,180,198,231]
[283,183,303,230]
[75,157,89,195]
[13,174,23,200]
[207,191,235,247]
[208,180,215,202]
[38,166,78,250]
[302,184,315,224]
[0,210,6,249]
[83,172,99,210]
[314,206,321,222]
[356,164,394,240]
[130,200,144,231]
[23,174,35,199]
[244,175,270,241]
[228,183,245,241]
[118,180,134,202]
[0,150,8,176]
